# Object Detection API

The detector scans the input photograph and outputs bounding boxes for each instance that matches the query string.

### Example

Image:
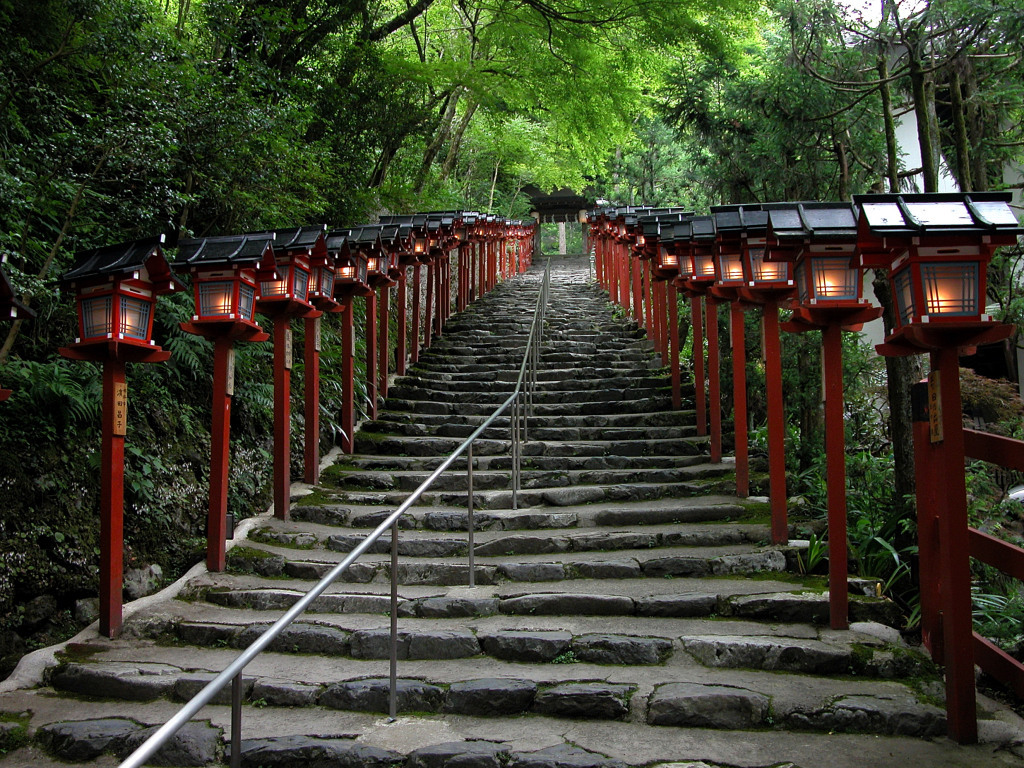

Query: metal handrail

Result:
[119,257,552,768]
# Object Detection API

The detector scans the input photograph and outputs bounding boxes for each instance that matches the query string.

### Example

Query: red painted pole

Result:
[272,316,291,521]
[619,244,630,313]
[424,261,434,349]
[396,269,408,376]
[656,279,668,364]
[208,337,232,572]
[379,286,390,401]
[821,322,848,629]
[303,314,322,485]
[99,359,126,638]
[706,297,722,464]
[632,255,642,324]
[366,290,378,420]
[645,262,654,333]
[762,300,788,544]
[477,243,485,301]
[692,297,706,436]
[340,299,355,453]
[411,264,421,364]
[912,380,943,662]
[668,283,681,410]
[435,256,444,337]
[935,346,978,744]
[731,301,748,499]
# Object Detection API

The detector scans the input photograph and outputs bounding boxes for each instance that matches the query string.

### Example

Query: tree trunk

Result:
[908,43,939,192]
[440,98,478,181]
[878,52,901,193]
[413,90,460,193]
[948,59,973,191]
[963,57,988,191]
[873,269,920,517]
[834,135,849,200]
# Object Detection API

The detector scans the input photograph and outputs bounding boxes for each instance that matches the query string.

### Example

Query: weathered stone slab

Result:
[233,735,402,768]
[647,682,769,729]
[50,661,180,701]
[479,630,572,662]
[401,539,468,558]
[396,563,497,586]
[533,682,634,719]
[205,588,300,611]
[498,563,565,582]
[443,678,537,716]
[475,535,571,556]
[319,678,444,713]
[416,596,500,618]
[423,511,500,531]
[641,557,710,578]
[406,630,481,659]
[350,628,410,659]
[786,693,946,737]
[173,673,254,705]
[501,512,578,530]
[116,721,221,766]
[571,560,642,579]
[290,505,350,525]
[407,740,508,768]
[510,740,630,767]
[175,621,241,647]
[250,679,321,707]
[571,634,672,665]
[725,592,830,623]
[283,560,378,582]
[327,534,391,555]
[635,595,717,618]
[350,510,418,529]
[679,635,850,674]
[570,532,658,552]
[710,550,787,575]
[234,623,351,656]
[542,487,607,506]
[36,718,141,761]
[499,594,633,616]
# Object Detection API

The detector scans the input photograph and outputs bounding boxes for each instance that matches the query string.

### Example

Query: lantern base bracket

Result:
[59,340,170,364]
[180,319,269,343]
[876,322,1014,357]
[782,305,883,333]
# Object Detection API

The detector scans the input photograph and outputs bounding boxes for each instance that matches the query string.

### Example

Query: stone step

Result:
[352,435,709,458]
[324,464,719,494]
[364,409,692,434]
[377,396,676,418]
[290,497,749,530]
[198,585,902,626]
[385,384,671,405]
[404,366,674,385]
[333,451,703,473]
[315,475,734,510]
[224,541,790,586]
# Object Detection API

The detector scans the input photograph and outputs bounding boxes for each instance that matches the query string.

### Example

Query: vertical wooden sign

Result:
[928,370,943,443]
[112,381,128,436]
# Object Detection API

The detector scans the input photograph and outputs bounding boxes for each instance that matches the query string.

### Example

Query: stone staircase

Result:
[3,255,1023,768]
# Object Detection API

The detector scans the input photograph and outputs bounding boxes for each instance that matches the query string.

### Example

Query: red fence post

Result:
[762,300,788,544]
[692,297,706,436]
[365,290,378,421]
[271,316,292,521]
[411,264,421,364]
[934,346,978,744]
[731,301,748,499]
[303,314,322,485]
[99,360,126,638]
[396,268,408,376]
[340,299,355,454]
[208,338,232,572]
[912,380,942,661]
[821,322,848,629]
[668,283,681,410]
[706,297,722,464]
[378,286,390,401]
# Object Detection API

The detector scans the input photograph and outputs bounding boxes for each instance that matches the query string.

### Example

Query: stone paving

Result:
[1,254,1023,767]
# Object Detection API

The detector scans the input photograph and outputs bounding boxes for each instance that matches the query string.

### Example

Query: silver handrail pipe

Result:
[119,258,551,768]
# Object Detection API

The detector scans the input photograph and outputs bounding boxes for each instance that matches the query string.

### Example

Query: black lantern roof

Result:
[0,261,35,320]
[659,220,694,244]
[247,225,327,259]
[61,235,183,294]
[853,192,1023,237]
[689,216,716,242]
[325,229,352,254]
[174,234,278,275]
[710,205,769,239]
[346,225,384,248]
[764,202,858,256]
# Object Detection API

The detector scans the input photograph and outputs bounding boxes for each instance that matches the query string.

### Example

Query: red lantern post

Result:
[766,202,882,629]
[855,192,1023,744]
[175,235,276,570]
[59,236,184,637]
[252,227,321,521]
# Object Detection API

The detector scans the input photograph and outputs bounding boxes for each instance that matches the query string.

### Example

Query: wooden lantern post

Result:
[59,236,183,637]
[175,234,276,571]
